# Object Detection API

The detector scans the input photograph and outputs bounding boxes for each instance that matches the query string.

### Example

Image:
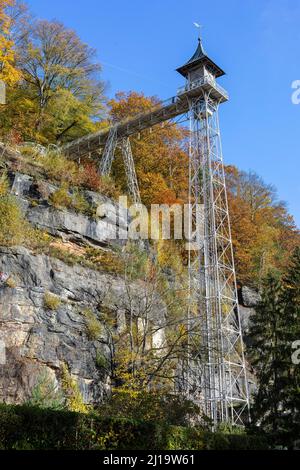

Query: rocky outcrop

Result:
[8,171,128,248]
[0,169,169,406]
[0,166,260,407]
[239,286,261,340]
[241,286,261,309]
[0,246,166,405]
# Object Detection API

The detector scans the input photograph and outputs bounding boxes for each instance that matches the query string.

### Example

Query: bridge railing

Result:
[177,76,229,100]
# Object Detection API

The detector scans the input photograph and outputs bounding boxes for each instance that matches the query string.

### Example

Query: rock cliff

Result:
[0,165,259,406]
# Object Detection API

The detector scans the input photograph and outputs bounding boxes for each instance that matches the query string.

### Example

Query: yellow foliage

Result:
[85,248,125,275]
[5,276,16,288]
[61,363,87,413]
[44,292,61,311]
[83,308,102,341]
[50,183,72,209]
[0,171,9,196]
[0,195,28,246]
[0,0,21,86]
[40,152,79,185]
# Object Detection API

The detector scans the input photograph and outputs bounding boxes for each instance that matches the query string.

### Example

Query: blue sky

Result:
[26,0,300,226]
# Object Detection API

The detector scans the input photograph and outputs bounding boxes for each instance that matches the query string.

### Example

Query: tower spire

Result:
[176,32,224,79]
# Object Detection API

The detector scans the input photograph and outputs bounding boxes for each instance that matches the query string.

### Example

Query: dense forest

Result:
[0,0,299,450]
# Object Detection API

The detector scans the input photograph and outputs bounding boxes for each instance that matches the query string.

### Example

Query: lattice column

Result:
[120,137,141,205]
[188,94,250,426]
[99,126,118,176]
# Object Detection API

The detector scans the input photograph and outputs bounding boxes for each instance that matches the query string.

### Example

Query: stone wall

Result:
[0,246,166,404]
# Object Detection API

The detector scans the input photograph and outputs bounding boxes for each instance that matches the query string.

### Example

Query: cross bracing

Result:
[62,39,250,427]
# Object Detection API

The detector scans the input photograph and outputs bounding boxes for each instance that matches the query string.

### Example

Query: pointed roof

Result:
[176,39,225,78]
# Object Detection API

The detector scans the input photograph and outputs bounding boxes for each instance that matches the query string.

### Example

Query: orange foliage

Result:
[108,92,188,206]
[225,165,300,286]
[81,162,101,191]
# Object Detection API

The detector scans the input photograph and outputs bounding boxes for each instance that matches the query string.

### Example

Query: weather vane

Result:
[193,22,203,41]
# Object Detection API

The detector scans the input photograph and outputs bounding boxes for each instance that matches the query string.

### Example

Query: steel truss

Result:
[99,126,118,176]
[120,137,141,204]
[99,129,141,204]
[187,93,250,426]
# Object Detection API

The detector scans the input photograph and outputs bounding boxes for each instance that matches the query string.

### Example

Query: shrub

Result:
[61,364,87,414]
[0,195,28,246]
[40,151,79,185]
[80,162,101,191]
[19,145,43,159]
[165,426,205,450]
[0,403,271,450]
[98,175,120,200]
[77,163,120,198]
[123,242,149,280]
[0,172,9,196]
[71,190,90,214]
[50,184,72,209]
[26,371,65,411]
[49,184,91,215]
[85,248,124,275]
[98,391,200,426]
[83,309,103,341]
[49,246,83,267]
[5,277,16,289]
[44,292,61,311]
[95,351,109,371]
[26,228,52,252]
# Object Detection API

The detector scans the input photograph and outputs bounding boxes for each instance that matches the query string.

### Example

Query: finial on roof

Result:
[193,22,203,41]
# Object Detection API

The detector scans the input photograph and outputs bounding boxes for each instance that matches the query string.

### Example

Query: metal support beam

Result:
[120,137,141,204]
[99,126,118,176]
[187,93,250,426]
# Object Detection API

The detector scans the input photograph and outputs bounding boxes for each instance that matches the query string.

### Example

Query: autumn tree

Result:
[0,18,106,143]
[0,0,21,85]
[108,92,188,206]
[225,165,300,287]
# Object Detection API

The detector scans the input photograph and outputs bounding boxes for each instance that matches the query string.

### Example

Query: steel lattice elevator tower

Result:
[64,34,251,426]
[177,39,250,426]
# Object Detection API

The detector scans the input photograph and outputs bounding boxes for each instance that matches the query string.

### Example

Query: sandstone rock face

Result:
[0,171,168,406]
[0,246,166,405]
[9,172,128,247]
[241,286,261,308]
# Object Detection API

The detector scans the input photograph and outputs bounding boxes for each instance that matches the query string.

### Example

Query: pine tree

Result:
[249,249,300,447]
[248,273,286,443]
[280,247,300,445]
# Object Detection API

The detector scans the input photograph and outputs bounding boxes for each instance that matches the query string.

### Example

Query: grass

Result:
[17,148,120,199]
[44,292,61,311]
[49,245,125,276]
[95,351,109,370]
[85,247,124,274]
[83,309,103,341]
[0,195,28,247]
[49,184,73,209]
[5,277,17,288]
[0,172,9,196]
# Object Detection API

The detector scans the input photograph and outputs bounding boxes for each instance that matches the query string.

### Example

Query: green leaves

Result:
[249,250,300,447]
